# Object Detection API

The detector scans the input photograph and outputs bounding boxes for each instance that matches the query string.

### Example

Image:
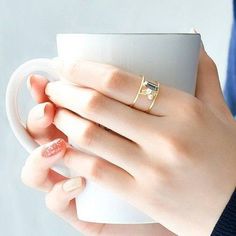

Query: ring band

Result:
[130,75,160,113]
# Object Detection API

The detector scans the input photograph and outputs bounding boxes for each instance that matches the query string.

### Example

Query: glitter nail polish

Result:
[42,138,65,158]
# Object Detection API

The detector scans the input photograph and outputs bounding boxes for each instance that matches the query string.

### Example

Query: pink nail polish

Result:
[42,138,65,158]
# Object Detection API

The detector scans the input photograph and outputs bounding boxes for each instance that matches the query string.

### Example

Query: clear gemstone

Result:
[148,94,154,100]
[146,88,152,94]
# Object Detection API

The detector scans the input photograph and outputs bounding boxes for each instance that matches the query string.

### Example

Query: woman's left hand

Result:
[45,46,236,236]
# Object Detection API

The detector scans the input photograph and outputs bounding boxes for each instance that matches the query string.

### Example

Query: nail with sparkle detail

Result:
[42,138,66,158]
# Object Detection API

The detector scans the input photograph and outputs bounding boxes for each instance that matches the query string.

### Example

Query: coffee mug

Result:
[6,33,201,224]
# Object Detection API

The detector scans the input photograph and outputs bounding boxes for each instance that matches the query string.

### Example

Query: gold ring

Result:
[130,75,160,113]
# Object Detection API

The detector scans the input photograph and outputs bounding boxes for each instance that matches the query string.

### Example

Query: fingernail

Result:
[201,40,205,51]
[27,74,33,90]
[63,177,83,192]
[42,138,66,158]
[33,103,48,120]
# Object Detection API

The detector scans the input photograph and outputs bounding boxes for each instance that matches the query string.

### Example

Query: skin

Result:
[21,46,236,236]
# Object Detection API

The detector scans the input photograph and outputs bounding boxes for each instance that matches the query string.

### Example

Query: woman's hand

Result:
[21,138,174,236]
[23,76,175,236]
[38,46,236,236]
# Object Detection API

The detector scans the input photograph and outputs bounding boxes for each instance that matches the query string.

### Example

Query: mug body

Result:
[57,33,201,93]
[56,33,201,223]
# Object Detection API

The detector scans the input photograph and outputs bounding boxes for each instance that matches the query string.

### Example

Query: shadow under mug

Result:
[6,33,201,224]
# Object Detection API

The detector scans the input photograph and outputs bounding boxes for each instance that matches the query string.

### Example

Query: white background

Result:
[0,0,233,235]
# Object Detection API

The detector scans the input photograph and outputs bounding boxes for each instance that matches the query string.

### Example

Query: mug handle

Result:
[6,58,70,177]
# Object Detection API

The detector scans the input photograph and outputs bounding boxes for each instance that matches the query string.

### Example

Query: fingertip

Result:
[27,74,49,102]
[44,102,55,125]
[27,74,48,90]
[27,102,55,131]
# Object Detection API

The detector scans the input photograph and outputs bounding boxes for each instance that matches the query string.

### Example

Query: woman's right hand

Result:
[22,75,175,236]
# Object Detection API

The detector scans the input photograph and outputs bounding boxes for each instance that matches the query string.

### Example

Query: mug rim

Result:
[57,33,200,36]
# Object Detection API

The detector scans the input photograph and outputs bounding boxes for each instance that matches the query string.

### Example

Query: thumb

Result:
[195,44,232,119]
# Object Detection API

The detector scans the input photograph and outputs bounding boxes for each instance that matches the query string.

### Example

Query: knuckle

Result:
[45,194,57,212]
[79,122,98,147]
[140,164,169,191]
[83,90,104,115]
[103,67,122,91]
[66,62,79,79]
[45,185,65,213]
[87,158,105,180]
[162,133,188,160]
[182,97,204,119]
[206,55,217,68]
[203,54,219,75]
[190,100,204,117]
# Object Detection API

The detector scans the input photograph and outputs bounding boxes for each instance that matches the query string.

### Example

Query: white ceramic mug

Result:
[6,33,201,224]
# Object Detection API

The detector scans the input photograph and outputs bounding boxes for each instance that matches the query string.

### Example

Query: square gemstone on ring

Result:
[145,81,158,91]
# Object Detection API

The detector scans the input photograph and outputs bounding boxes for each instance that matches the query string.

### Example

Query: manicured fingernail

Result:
[42,138,66,158]
[33,103,48,120]
[63,177,83,192]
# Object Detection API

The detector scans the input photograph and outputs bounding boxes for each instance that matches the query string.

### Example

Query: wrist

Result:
[175,186,236,236]
[210,188,236,236]
[197,186,236,236]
